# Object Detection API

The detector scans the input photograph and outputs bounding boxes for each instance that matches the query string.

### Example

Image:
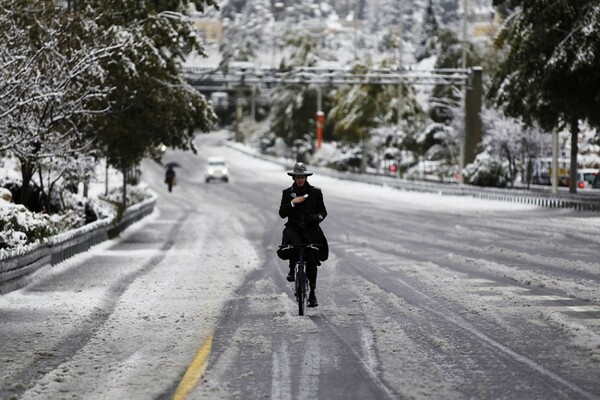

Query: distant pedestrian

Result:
[165,166,176,192]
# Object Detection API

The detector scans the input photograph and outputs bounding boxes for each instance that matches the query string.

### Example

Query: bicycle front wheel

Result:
[296,265,306,316]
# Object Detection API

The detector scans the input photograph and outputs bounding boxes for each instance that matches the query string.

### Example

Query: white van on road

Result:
[205,156,229,183]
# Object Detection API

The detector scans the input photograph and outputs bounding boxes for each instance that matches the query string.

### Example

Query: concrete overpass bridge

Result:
[182,65,473,90]
[182,65,482,169]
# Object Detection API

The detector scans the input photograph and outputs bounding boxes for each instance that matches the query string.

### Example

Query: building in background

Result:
[193,19,223,43]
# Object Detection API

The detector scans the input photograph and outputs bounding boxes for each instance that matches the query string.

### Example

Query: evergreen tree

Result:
[490,0,600,193]
[219,0,271,71]
[437,0,460,28]
[269,32,334,147]
[48,0,219,209]
[375,0,403,52]
[356,0,367,20]
[328,63,424,144]
[429,29,481,123]
[416,0,439,61]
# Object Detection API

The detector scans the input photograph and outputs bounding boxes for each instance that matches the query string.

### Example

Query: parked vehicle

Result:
[592,171,600,189]
[534,156,569,186]
[532,172,551,186]
[205,156,229,183]
[557,175,570,187]
[556,168,599,189]
[575,168,599,189]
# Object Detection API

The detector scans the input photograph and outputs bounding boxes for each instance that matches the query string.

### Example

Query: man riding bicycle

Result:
[277,162,329,307]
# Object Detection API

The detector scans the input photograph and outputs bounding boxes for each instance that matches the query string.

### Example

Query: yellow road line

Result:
[173,335,213,400]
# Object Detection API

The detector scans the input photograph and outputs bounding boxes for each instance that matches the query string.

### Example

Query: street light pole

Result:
[397,0,404,129]
[552,128,559,194]
[396,0,404,178]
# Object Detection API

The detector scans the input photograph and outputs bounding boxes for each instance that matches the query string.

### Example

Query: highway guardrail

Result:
[0,195,156,295]
[226,141,600,212]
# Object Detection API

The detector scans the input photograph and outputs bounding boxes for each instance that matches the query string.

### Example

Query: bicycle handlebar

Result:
[278,244,321,251]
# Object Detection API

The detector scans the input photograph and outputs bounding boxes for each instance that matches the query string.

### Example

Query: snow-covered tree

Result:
[415,0,440,62]
[86,0,219,209]
[268,31,336,147]
[328,61,424,144]
[372,0,404,54]
[416,121,460,178]
[219,0,271,71]
[1,0,218,211]
[437,0,461,28]
[480,108,524,186]
[490,0,600,193]
[467,107,550,187]
[462,147,510,188]
[577,123,600,169]
[329,83,380,144]
[429,29,482,123]
[369,124,411,175]
[0,0,118,208]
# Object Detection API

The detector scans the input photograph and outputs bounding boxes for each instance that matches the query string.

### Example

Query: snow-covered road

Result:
[1,132,599,399]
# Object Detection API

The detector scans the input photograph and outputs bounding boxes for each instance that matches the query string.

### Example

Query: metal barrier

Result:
[0,195,156,295]
[226,141,600,212]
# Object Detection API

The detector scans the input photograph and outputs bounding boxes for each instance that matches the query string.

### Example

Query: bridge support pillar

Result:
[235,89,243,142]
[460,67,483,182]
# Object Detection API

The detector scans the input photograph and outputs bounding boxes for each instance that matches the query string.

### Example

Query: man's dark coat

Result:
[277,182,329,263]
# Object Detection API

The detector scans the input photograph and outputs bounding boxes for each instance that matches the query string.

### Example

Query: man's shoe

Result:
[307,292,318,307]
[286,268,295,282]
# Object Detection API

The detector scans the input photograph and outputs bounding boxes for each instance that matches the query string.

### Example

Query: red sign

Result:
[316,111,325,149]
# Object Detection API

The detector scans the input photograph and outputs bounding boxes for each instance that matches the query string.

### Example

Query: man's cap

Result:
[287,162,313,176]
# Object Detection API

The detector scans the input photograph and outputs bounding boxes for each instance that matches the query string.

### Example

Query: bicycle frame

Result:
[278,243,320,316]
[295,248,309,316]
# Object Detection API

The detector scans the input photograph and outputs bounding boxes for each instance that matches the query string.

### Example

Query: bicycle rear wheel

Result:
[296,264,306,316]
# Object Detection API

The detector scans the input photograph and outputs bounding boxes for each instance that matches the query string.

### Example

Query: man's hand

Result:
[291,196,306,205]
[308,213,323,222]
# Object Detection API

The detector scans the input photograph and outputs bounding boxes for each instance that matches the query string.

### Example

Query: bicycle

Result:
[278,243,320,316]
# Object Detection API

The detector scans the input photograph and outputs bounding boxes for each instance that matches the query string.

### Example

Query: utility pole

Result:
[397,0,404,128]
[396,0,404,178]
[251,85,256,121]
[358,0,365,173]
[354,1,359,60]
[235,89,243,142]
[463,67,483,170]
[462,0,469,70]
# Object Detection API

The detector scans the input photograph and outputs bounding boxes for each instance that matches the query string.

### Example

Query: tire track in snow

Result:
[311,314,399,400]
[271,341,292,400]
[404,278,599,400]
[299,340,321,400]
[339,244,599,400]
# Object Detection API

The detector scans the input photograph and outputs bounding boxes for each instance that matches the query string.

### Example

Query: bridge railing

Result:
[182,65,471,87]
